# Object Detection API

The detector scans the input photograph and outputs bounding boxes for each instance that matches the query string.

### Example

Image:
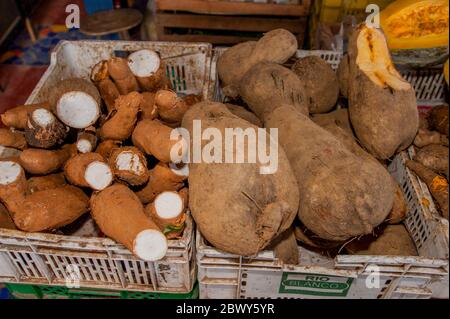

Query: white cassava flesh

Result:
[154,191,184,219]
[128,50,161,77]
[133,229,168,261]
[356,27,410,91]
[76,139,94,153]
[0,161,21,185]
[31,108,54,127]
[84,161,113,190]
[57,92,100,129]
[169,162,189,177]
[116,151,146,175]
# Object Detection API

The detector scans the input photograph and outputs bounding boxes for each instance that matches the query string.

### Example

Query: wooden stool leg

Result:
[25,18,37,43]
[119,30,131,40]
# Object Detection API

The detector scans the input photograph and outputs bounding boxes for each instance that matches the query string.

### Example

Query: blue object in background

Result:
[83,0,114,15]
[0,288,11,299]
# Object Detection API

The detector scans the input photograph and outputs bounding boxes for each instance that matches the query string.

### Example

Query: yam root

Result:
[76,127,98,154]
[127,50,171,92]
[140,92,158,120]
[27,173,66,193]
[386,182,408,224]
[19,144,77,175]
[217,29,298,98]
[50,78,102,129]
[25,108,67,148]
[109,146,148,186]
[239,62,309,121]
[337,54,350,98]
[270,228,299,265]
[90,184,168,261]
[155,90,201,126]
[406,160,449,219]
[135,162,187,204]
[99,92,143,141]
[90,60,120,113]
[414,144,449,179]
[414,128,448,148]
[95,139,122,159]
[311,108,353,137]
[181,102,299,255]
[0,128,27,150]
[132,119,188,163]
[224,104,262,127]
[345,224,417,256]
[291,56,339,114]
[107,57,139,95]
[146,191,186,239]
[263,105,395,242]
[0,203,16,230]
[428,104,449,136]
[64,152,112,190]
[1,102,51,129]
[347,24,418,159]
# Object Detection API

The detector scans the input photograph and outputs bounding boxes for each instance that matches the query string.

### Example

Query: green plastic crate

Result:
[5,283,199,300]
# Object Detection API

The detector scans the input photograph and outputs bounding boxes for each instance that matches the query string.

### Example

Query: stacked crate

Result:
[154,0,311,46]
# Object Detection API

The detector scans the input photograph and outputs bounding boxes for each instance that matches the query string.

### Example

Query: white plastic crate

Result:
[210,48,448,105]
[0,40,214,293]
[202,48,449,299]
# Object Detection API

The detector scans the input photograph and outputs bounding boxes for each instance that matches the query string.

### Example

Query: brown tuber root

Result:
[414,128,448,148]
[0,128,27,150]
[270,227,299,265]
[428,104,449,137]
[50,78,102,129]
[386,182,408,224]
[0,161,27,214]
[64,152,113,190]
[225,104,262,127]
[140,92,158,120]
[135,162,188,204]
[99,92,143,141]
[109,146,148,186]
[19,144,77,175]
[414,144,449,179]
[1,102,52,129]
[0,203,16,230]
[27,173,66,193]
[132,119,188,163]
[406,160,449,219]
[25,108,67,148]
[90,184,168,261]
[107,57,139,95]
[95,139,122,159]
[155,90,202,126]
[146,191,186,239]
[76,126,98,153]
[127,49,172,92]
[90,60,120,113]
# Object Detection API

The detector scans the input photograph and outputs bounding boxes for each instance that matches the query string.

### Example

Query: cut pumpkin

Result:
[380,0,449,68]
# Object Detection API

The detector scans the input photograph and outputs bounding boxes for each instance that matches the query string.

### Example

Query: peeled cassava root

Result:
[347,24,419,159]
[182,102,299,255]
[107,57,139,95]
[64,152,113,190]
[217,29,298,98]
[90,184,168,261]
[154,90,201,126]
[136,162,188,204]
[0,128,27,150]
[132,119,187,163]
[0,161,89,232]
[109,146,148,186]
[50,78,102,129]
[99,92,143,141]
[406,160,449,219]
[25,108,67,148]
[291,56,339,114]
[146,191,186,239]
[127,49,171,92]
[19,144,76,175]
[239,62,309,121]
[1,102,51,129]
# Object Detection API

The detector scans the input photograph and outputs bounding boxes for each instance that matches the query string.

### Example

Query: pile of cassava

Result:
[0,49,197,261]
